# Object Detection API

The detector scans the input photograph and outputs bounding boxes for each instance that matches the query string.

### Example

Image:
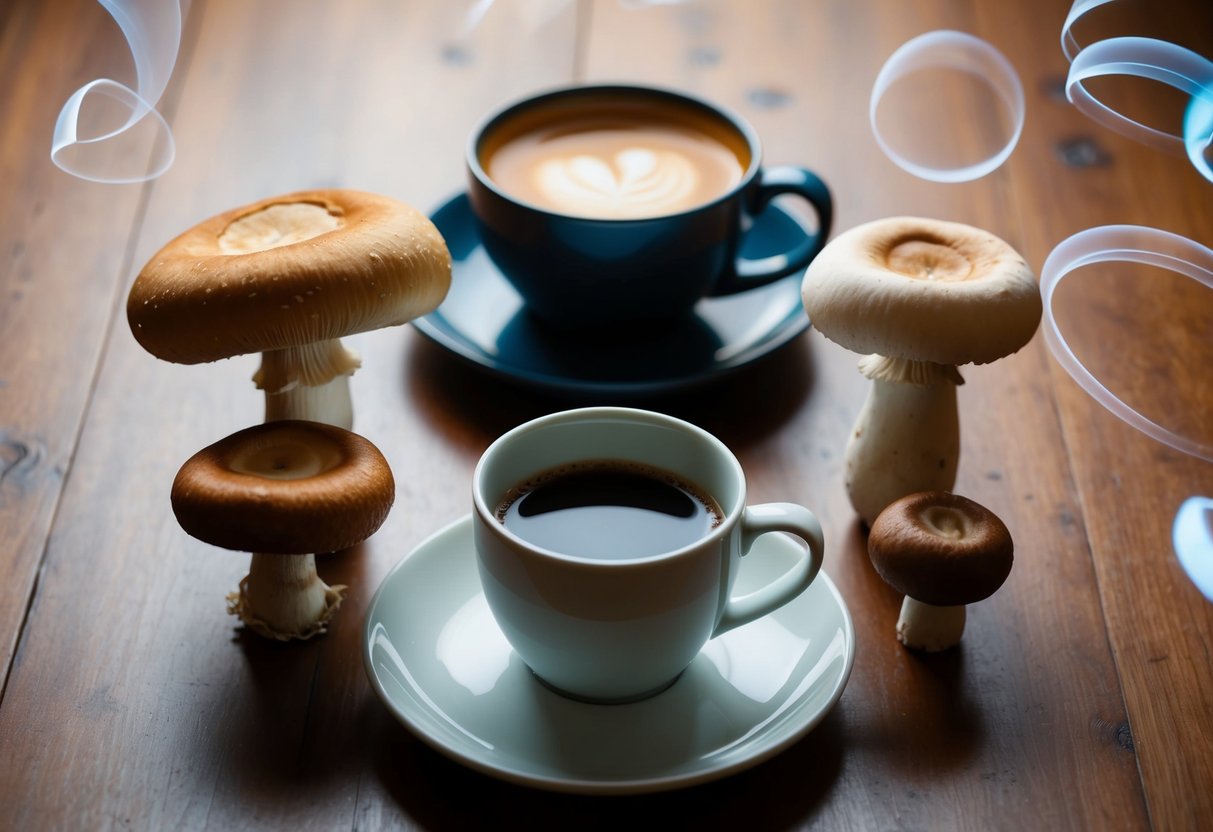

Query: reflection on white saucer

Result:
[437,593,513,696]
[362,515,854,795]
[702,616,812,704]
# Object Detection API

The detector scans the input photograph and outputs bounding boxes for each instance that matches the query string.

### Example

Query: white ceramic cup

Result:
[472,406,826,704]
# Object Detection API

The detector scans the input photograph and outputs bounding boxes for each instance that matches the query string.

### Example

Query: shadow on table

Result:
[832,520,988,775]
[404,328,816,454]
[365,697,846,830]
[178,542,386,812]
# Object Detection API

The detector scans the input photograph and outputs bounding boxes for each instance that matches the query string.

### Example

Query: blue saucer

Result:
[413,193,813,398]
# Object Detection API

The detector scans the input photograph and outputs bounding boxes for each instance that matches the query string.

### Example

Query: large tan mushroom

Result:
[171,420,394,640]
[128,189,451,429]
[802,217,1041,525]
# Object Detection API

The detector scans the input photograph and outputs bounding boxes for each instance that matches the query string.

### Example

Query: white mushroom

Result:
[802,217,1041,525]
[867,491,1014,651]
[171,420,395,640]
[128,190,452,429]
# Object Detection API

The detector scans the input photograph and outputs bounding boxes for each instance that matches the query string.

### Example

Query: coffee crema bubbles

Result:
[481,102,750,220]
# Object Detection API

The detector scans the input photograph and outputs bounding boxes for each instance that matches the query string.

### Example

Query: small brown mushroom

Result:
[802,217,1041,525]
[171,420,394,641]
[128,189,452,429]
[868,491,1013,651]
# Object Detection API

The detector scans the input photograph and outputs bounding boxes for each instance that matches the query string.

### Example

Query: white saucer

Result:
[362,515,855,795]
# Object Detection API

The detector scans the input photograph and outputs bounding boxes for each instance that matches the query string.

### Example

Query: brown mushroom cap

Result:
[171,420,395,554]
[868,491,1013,606]
[128,189,452,364]
[801,217,1041,366]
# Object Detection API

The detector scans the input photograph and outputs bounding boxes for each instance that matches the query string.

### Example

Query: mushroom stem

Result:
[896,596,966,651]
[846,355,962,526]
[254,339,362,429]
[227,552,347,641]
[263,376,354,430]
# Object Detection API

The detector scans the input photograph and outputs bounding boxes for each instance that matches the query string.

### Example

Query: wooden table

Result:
[3,0,1211,828]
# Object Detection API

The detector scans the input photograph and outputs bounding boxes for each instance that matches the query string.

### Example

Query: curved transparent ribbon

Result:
[1040,225,1213,463]
[868,30,1025,183]
[1060,0,1118,61]
[1061,1,1213,182]
[52,0,184,184]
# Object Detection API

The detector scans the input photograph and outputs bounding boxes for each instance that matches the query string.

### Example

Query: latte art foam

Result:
[535,147,702,219]
[484,113,747,220]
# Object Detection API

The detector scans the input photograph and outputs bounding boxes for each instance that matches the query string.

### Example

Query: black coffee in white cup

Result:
[472,406,828,703]
[495,460,724,560]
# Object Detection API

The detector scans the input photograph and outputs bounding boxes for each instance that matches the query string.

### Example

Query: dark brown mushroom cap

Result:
[128,189,452,364]
[171,420,394,554]
[868,491,1013,606]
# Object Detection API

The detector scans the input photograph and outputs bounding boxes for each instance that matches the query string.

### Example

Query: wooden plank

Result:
[579,0,1149,828]
[0,0,195,682]
[981,2,1213,828]
[0,0,576,828]
[1,0,1209,828]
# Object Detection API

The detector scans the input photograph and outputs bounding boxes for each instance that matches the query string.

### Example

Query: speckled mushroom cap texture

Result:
[801,216,1042,366]
[867,491,1014,607]
[128,189,452,364]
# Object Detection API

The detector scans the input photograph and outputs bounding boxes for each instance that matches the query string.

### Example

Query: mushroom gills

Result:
[254,340,362,429]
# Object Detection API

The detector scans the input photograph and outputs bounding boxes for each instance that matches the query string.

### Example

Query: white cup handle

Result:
[713,503,825,637]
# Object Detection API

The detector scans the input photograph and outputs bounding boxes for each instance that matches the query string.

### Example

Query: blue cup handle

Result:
[711,166,833,296]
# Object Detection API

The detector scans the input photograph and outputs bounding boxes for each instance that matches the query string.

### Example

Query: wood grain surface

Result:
[1,0,1210,829]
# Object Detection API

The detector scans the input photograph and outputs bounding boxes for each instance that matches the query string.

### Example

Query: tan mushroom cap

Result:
[128,189,452,364]
[802,217,1041,366]
[867,491,1013,606]
[171,420,395,555]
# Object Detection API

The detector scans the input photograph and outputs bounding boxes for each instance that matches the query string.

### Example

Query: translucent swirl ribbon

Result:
[1040,225,1213,463]
[52,0,185,184]
[1061,0,1116,61]
[1061,0,1213,182]
[1043,227,1213,600]
[868,30,1025,183]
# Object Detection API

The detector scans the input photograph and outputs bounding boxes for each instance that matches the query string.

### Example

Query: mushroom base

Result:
[896,596,966,652]
[227,552,348,641]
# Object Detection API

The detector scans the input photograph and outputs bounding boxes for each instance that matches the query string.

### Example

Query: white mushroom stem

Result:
[226,552,347,641]
[254,339,362,430]
[896,596,967,651]
[846,355,963,526]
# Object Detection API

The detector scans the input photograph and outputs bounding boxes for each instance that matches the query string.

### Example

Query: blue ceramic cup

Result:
[467,84,833,329]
